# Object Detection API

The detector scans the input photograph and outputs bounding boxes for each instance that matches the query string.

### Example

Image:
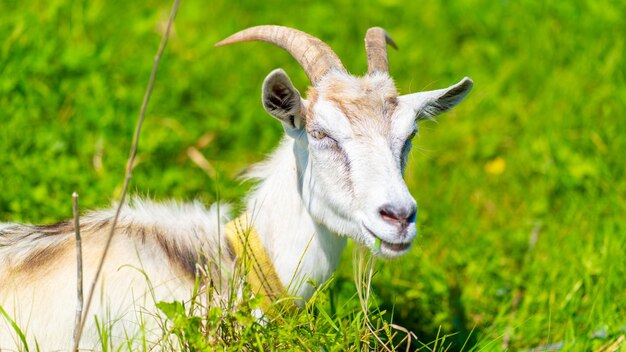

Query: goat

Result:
[0,26,473,350]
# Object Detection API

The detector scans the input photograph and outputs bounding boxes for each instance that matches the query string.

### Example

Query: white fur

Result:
[244,138,347,301]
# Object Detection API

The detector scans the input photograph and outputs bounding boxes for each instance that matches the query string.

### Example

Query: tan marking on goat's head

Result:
[305,86,319,121]
[305,72,400,137]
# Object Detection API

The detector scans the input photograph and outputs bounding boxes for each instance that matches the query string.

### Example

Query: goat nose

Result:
[379,203,417,229]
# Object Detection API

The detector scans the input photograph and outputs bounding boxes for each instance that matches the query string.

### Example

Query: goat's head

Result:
[217,26,473,258]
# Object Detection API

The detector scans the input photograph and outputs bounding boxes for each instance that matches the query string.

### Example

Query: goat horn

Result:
[365,27,398,74]
[215,25,346,84]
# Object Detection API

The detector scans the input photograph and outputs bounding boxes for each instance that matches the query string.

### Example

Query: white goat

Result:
[0,26,472,350]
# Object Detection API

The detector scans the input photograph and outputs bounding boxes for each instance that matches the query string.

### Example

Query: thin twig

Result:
[74,0,181,346]
[71,192,83,352]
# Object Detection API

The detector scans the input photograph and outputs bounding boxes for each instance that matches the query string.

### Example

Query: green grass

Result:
[1,0,625,350]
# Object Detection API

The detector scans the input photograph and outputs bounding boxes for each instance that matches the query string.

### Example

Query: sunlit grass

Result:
[1,0,625,350]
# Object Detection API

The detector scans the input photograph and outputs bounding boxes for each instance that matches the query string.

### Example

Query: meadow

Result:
[1,0,625,350]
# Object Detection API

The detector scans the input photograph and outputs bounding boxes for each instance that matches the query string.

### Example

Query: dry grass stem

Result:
[353,246,393,351]
[71,192,83,352]
[187,146,216,178]
[73,0,181,346]
[390,323,419,352]
[595,335,625,352]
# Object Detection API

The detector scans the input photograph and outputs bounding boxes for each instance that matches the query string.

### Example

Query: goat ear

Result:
[399,77,473,120]
[262,69,305,129]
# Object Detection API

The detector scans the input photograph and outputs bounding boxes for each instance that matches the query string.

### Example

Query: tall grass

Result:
[1,0,625,350]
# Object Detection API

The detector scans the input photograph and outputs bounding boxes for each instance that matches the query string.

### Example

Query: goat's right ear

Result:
[399,77,473,120]
[262,69,305,130]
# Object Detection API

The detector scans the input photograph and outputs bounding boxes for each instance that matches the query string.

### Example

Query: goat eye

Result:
[401,131,416,155]
[309,130,328,140]
[402,139,413,153]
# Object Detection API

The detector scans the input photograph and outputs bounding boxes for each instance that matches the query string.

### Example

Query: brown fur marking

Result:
[17,242,68,275]
[152,224,198,278]
[7,222,74,275]
[4,217,203,280]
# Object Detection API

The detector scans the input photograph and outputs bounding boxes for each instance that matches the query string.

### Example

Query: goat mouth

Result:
[363,226,411,253]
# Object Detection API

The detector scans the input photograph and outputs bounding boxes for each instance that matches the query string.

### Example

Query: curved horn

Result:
[365,27,398,74]
[216,25,346,84]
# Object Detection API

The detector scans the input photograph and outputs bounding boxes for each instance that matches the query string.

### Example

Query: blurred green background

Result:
[1,0,625,350]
